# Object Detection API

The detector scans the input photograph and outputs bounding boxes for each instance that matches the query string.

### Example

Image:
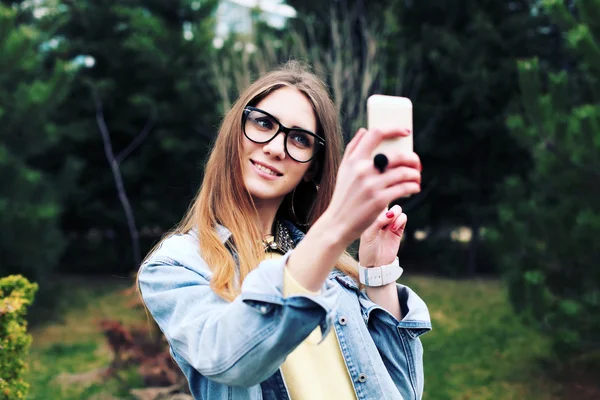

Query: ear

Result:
[303,159,320,182]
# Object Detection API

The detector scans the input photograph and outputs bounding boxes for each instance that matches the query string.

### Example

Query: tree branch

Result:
[531,115,600,180]
[116,104,157,165]
[211,54,232,112]
[543,139,600,180]
[91,87,141,268]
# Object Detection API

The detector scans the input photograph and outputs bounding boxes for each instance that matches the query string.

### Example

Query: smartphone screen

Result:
[367,95,413,157]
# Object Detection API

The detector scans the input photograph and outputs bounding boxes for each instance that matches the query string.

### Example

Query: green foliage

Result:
[0,275,38,400]
[0,4,73,283]
[0,0,553,278]
[491,0,600,359]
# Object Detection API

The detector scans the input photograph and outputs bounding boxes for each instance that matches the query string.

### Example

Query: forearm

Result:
[286,212,348,292]
[140,259,339,387]
[366,283,402,321]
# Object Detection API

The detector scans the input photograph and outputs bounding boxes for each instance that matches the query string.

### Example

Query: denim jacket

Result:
[138,220,432,400]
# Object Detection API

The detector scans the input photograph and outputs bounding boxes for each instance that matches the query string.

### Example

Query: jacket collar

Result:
[211,221,359,289]
[215,224,233,243]
[213,220,306,245]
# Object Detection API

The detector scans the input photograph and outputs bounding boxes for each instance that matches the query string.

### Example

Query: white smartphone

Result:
[367,94,413,157]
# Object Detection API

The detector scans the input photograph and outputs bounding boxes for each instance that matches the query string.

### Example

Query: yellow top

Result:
[264,249,356,400]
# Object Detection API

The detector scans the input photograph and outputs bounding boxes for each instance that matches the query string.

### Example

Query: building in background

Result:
[213,0,295,47]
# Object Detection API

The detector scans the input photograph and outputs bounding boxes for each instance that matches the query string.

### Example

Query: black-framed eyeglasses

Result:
[242,106,325,163]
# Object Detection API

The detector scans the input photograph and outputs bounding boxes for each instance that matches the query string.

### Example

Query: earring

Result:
[290,181,320,227]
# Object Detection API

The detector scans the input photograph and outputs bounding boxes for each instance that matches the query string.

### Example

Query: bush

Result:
[0,275,38,400]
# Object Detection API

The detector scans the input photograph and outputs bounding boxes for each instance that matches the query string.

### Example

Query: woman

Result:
[138,61,431,400]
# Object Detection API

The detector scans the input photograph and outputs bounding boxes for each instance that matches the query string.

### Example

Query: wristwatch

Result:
[358,257,403,287]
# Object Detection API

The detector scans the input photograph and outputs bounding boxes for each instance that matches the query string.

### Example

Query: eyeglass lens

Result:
[244,109,317,162]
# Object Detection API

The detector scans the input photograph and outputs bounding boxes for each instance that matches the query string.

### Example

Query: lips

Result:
[251,160,283,176]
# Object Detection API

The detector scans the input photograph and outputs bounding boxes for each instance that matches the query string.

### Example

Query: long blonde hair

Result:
[146,61,358,301]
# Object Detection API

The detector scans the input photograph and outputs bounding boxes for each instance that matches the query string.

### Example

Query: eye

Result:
[289,131,314,148]
[252,117,275,131]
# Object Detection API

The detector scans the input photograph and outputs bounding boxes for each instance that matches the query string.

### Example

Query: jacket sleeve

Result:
[359,284,432,399]
[138,250,339,388]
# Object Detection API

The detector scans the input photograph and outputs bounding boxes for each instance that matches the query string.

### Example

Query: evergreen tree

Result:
[389,0,551,275]
[48,0,219,273]
[0,4,73,282]
[490,0,600,358]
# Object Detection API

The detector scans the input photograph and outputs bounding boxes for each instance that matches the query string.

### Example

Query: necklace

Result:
[262,220,295,254]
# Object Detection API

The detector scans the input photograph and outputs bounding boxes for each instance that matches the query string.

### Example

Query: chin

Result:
[244,181,276,199]
[249,189,284,203]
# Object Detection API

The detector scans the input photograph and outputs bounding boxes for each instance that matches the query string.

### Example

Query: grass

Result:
[24,275,562,399]
[403,276,561,400]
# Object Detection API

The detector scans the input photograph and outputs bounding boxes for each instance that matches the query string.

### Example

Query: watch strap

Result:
[358,257,403,287]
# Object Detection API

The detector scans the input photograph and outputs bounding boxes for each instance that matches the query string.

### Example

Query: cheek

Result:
[242,136,261,155]
[288,165,310,184]
[241,142,253,158]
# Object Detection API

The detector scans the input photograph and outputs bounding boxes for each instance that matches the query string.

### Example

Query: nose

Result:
[262,132,286,159]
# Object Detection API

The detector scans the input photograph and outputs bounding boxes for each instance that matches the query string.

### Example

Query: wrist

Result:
[358,245,398,268]
[365,281,398,293]
[365,282,402,320]
[286,211,348,292]
[359,257,397,268]
[313,210,353,250]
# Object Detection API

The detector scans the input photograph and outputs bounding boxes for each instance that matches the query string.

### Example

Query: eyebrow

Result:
[291,124,314,133]
[263,109,315,134]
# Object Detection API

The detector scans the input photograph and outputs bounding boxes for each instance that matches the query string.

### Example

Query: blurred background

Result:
[1,0,599,399]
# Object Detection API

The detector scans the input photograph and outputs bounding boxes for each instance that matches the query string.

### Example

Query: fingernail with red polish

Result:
[386,211,394,218]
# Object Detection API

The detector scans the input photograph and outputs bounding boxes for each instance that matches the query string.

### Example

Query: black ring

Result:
[373,153,388,173]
